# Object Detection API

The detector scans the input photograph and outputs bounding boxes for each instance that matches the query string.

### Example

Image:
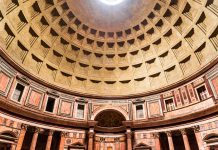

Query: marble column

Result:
[10,144,16,150]
[180,129,191,150]
[153,133,161,150]
[193,126,204,150]
[100,137,105,150]
[16,124,28,150]
[30,127,40,150]
[45,130,53,150]
[126,129,132,150]
[59,132,67,150]
[115,138,120,150]
[88,131,94,150]
[166,131,174,150]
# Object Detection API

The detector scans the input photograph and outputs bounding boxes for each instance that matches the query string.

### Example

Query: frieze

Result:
[59,93,75,101]
[46,90,60,97]
[133,99,145,104]
[16,75,30,85]
[145,94,160,101]
[192,77,204,87]
[0,60,17,76]
[29,81,46,92]
[91,99,130,103]
[206,63,218,79]
[162,91,173,98]
[75,98,88,103]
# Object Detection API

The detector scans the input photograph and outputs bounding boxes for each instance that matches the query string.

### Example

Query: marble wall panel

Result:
[147,101,161,117]
[60,100,72,116]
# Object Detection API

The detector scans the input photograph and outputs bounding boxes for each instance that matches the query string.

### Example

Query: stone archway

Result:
[94,109,126,127]
[134,143,152,150]
[68,142,85,150]
[91,106,129,121]
[90,109,128,150]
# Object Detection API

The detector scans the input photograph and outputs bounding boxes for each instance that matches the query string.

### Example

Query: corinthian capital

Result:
[180,129,187,135]
[153,133,160,139]
[21,124,28,130]
[166,131,172,137]
[193,126,200,133]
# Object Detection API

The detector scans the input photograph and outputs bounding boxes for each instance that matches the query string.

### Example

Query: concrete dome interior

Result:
[0,0,218,150]
[1,0,218,96]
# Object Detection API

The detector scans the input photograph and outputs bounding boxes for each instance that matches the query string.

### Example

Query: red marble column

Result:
[10,144,16,150]
[193,126,204,150]
[153,133,161,150]
[16,124,28,150]
[30,127,40,150]
[94,141,100,150]
[115,138,120,150]
[59,132,67,150]
[45,130,53,150]
[180,129,191,150]
[166,131,174,150]
[100,138,105,150]
[88,131,94,150]
[126,130,132,150]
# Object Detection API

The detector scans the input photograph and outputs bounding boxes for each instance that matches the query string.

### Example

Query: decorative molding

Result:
[180,129,187,135]
[46,90,59,97]
[133,99,145,104]
[21,124,28,130]
[152,133,160,139]
[193,125,200,133]
[166,131,172,137]
[16,75,30,85]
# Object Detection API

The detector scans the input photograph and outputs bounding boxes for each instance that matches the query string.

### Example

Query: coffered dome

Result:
[0,0,218,96]
[67,0,156,32]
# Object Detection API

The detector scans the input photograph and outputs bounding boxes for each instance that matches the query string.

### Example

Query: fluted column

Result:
[166,131,174,150]
[153,133,161,150]
[100,137,105,150]
[30,127,40,150]
[16,124,28,150]
[88,130,94,150]
[126,129,132,150]
[193,126,204,150]
[115,138,120,150]
[180,129,191,150]
[59,132,67,150]
[45,130,53,150]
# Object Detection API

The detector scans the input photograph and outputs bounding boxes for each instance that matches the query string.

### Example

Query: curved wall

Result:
[0,52,217,149]
[0,0,218,95]
[0,0,218,149]
[0,54,217,126]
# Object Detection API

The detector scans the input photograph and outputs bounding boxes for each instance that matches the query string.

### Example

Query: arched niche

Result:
[68,142,85,150]
[134,143,152,150]
[94,109,126,127]
[91,106,129,121]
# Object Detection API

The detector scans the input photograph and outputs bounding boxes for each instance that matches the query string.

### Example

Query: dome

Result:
[0,1,218,150]
[0,0,217,97]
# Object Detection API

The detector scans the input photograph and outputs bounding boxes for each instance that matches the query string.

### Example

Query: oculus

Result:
[98,0,125,5]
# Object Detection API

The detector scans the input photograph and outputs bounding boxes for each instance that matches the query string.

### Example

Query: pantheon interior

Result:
[0,0,218,149]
